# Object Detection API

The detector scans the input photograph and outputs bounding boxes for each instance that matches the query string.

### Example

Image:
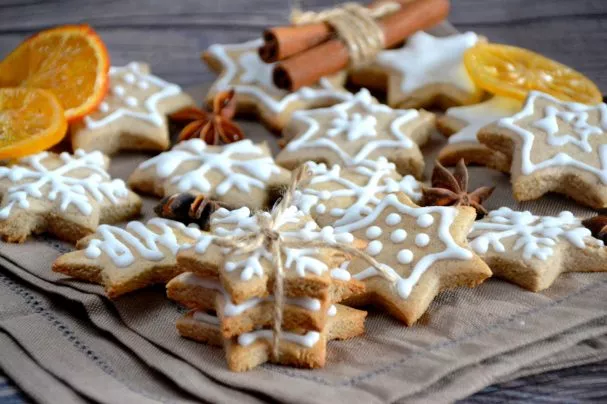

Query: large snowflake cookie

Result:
[276,89,435,178]
[53,218,202,298]
[128,139,291,210]
[478,91,607,209]
[349,32,484,109]
[437,96,522,170]
[203,39,352,133]
[0,149,141,243]
[469,207,607,291]
[71,62,195,155]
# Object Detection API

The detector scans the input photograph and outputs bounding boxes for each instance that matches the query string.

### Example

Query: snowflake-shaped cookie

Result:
[71,62,195,155]
[0,149,141,243]
[128,139,291,210]
[276,89,435,178]
[469,207,606,291]
[319,191,490,325]
[53,218,202,298]
[203,39,352,132]
[478,91,607,209]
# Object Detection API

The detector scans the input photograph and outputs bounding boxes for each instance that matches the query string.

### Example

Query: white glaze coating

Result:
[84,218,202,267]
[207,39,351,113]
[496,91,607,183]
[0,150,129,219]
[137,139,282,196]
[285,89,420,170]
[84,62,183,129]
[469,207,602,261]
[192,311,220,325]
[376,32,479,94]
[237,330,320,348]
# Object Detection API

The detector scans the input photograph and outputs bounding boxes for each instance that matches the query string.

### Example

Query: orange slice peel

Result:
[0,88,68,160]
[464,43,602,105]
[0,24,110,122]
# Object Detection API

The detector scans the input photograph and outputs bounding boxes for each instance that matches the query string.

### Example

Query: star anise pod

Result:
[582,215,607,243]
[421,159,495,218]
[169,89,244,145]
[154,193,228,228]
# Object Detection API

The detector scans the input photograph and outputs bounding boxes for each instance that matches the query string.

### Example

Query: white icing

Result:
[446,96,523,144]
[417,214,434,228]
[330,261,352,281]
[469,207,602,261]
[285,89,420,170]
[415,233,430,247]
[391,229,407,243]
[497,91,607,183]
[397,249,414,264]
[84,218,202,267]
[327,304,337,317]
[385,213,401,226]
[328,113,378,141]
[238,330,320,348]
[0,150,129,220]
[84,62,183,129]
[366,240,383,256]
[137,139,282,196]
[207,39,351,114]
[192,311,220,325]
[366,226,382,239]
[376,31,479,94]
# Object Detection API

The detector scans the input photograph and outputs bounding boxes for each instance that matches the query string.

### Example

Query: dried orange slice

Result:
[0,24,110,122]
[464,43,602,104]
[0,88,67,159]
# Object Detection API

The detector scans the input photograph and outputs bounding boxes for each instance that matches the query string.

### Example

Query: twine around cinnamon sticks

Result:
[260,0,450,91]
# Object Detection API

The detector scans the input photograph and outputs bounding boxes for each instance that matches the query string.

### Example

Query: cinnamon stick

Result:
[273,0,450,91]
[259,0,416,63]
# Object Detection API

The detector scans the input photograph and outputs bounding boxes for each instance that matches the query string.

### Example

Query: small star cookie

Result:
[71,62,195,155]
[0,149,141,243]
[276,89,435,178]
[469,207,607,291]
[203,39,352,133]
[128,139,291,211]
[52,218,202,298]
[437,96,522,170]
[478,91,607,209]
[350,32,484,109]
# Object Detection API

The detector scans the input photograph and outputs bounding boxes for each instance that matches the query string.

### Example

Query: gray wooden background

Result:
[1,0,606,402]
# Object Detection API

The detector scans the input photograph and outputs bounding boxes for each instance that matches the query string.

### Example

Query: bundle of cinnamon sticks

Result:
[259,0,450,91]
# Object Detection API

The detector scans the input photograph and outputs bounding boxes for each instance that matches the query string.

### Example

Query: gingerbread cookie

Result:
[276,89,435,178]
[71,62,195,155]
[176,304,366,372]
[129,139,291,211]
[478,91,607,209]
[203,39,352,133]
[53,218,202,298]
[350,32,484,109]
[469,207,607,291]
[0,149,141,243]
[437,96,522,170]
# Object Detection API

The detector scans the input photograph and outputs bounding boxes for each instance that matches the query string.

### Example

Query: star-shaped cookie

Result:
[478,91,607,209]
[203,39,352,133]
[437,96,523,170]
[276,89,435,178]
[350,32,484,109]
[53,218,202,298]
[128,139,291,210]
[469,207,607,291]
[0,149,141,243]
[71,62,195,155]
[311,190,491,325]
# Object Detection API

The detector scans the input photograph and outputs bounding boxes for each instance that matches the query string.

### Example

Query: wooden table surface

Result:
[1,0,607,402]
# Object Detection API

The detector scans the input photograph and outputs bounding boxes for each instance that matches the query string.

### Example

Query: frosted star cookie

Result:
[437,96,522,170]
[276,89,435,178]
[350,32,484,109]
[176,304,366,372]
[71,62,195,155]
[203,39,351,133]
[128,139,291,211]
[478,91,607,209]
[53,218,202,298]
[469,207,607,291]
[0,149,141,243]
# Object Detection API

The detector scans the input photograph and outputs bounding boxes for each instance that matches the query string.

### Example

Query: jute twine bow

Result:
[290,1,401,67]
[210,164,397,360]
